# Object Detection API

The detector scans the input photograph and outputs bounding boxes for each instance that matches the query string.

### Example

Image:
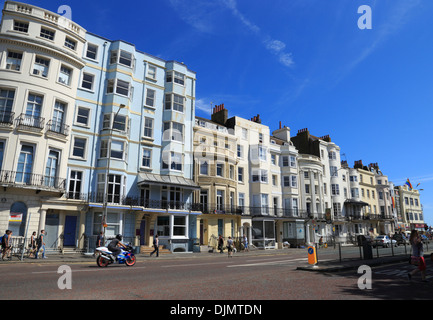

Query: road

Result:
[1,249,432,305]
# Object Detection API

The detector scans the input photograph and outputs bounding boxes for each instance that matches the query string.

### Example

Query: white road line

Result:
[162,261,230,268]
[31,266,146,274]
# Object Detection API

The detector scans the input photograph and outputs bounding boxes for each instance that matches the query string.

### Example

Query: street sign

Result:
[307,246,317,265]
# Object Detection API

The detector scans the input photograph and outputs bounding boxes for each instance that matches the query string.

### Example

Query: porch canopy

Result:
[137,172,200,190]
[344,199,369,206]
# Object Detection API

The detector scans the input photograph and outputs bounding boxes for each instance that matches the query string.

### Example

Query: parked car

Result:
[372,235,397,248]
[391,233,408,246]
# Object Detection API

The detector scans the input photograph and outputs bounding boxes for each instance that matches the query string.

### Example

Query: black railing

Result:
[16,113,45,130]
[0,170,66,191]
[46,120,69,136]
[0,111,14,126]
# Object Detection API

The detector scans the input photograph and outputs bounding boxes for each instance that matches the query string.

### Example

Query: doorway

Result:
[64,215,77,246]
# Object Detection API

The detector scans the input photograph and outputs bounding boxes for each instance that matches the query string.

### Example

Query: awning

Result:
[137,172,200,190]
[344,199,369,206]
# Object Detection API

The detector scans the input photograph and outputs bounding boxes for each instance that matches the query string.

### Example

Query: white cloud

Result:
[222,0,295,69]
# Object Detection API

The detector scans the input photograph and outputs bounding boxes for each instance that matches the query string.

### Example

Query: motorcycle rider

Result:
[107,234,127,260]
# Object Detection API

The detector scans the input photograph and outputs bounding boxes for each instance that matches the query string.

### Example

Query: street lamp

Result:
[102,104,126,235]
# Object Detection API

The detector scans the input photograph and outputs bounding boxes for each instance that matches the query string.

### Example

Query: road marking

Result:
[162,261,230,268]
[32,266,146,274]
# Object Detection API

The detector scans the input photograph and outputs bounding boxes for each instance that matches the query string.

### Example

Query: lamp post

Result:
[102,104,126,235]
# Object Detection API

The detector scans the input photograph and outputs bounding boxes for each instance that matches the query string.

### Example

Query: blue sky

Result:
[6,0,433,227]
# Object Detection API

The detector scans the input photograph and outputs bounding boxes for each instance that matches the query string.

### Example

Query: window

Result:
[291,175,298,188]
[107,79,132,97]
[6,51,22,71]
[147,65,157,80]
[68,170,82,199]
[45,150,59,187]
[110,50,134,68]
[100,140,125,160]
[217,190,224,210]
[103,113,127,132]
[16,145,34,184]
[331,184,340,195]
[98,174,124,204]
[162,152,182,171]
[58,65,72,85]
[173,216,187,236]
[333,203,342,216]
[33,56,49,77]
[76,107,90,126]
[200,161,208,175]
[163,121,183,142]
[72,137,86,159]
[40,27,55,40]
[305,184,310,194]
[216,163,224,177]
[64,37,76,50]
[81,73,94,90]
[85,43,98,60]
[13,20,28,33]
[271,154,276,165]
[156,216,170,237]
[25,93,43,127]
[142,148,151,168]
[165,93,184,113]
[328,151,336,160]
[238,167,244,182]
[239,193,245,208]
[290,156,296,167]
[50,101,66,134]
[166,71,185,85]
[145,89,155,107]
[272,175,277,186]
[283,176,290,187]
[143,117,154,138]
[252,169,268,183]
[258,146,267,161]
[351,188,359,198]
[237,145,243,158]
[330,166,338,177]
[282,156,289,167]
[0,88,15,123]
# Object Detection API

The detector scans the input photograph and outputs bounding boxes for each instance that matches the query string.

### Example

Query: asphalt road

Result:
[2,249,432,304]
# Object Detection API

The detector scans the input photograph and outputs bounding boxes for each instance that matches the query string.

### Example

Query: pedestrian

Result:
[218,234,224,254]
[227,236,234,258]
[1,230,12,260]
[150,235,159,257]
[94,231,105,257]
[319,236,324,248]
[407,230,427,282]
[35,230,47,259]
[29,231,37,258]
[243,234,249,252]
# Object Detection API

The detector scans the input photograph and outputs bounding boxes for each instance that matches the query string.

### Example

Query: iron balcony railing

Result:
[46,119,69,136]
[16,113,45,130]
[0,111,14,126]
[0,170,66,191]
[65,193,310,218]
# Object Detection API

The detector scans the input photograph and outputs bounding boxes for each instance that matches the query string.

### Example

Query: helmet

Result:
[115,234,123,241]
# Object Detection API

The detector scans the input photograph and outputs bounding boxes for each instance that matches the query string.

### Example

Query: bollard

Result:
[338,243,342,262]
[391,239,394,256]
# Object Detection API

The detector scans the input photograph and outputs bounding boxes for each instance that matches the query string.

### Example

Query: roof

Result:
[137,172,200,190]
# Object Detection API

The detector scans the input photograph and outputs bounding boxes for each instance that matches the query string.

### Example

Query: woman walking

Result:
[408,230,427,282]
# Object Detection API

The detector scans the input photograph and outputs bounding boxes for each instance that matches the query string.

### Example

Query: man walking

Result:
[150,235,159,257]
[35,230,47,259]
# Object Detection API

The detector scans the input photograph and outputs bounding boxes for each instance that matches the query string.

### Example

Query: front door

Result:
[140,220,146,246]
[64,216,77,246]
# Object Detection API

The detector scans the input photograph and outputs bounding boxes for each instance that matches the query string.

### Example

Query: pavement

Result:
[2,247,432,273]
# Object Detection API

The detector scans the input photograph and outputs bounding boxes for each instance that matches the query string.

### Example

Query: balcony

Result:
[0,170,66,192]
[16,113,45,133]
[0,111,14,127]
[46,120,69,137]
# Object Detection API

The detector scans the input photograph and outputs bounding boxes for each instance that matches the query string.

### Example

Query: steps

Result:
[140,245,172,256]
